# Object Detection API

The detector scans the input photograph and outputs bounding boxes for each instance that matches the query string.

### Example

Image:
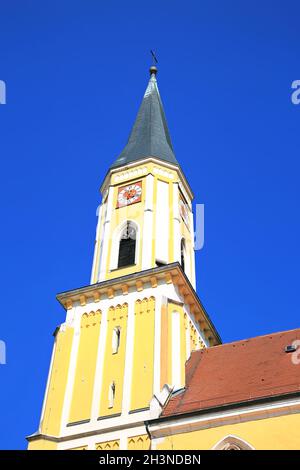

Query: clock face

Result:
[117,182,142,207]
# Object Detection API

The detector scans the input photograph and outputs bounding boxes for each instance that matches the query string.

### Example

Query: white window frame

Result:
[110,220,139,271]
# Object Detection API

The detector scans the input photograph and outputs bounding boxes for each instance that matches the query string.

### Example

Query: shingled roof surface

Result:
[110,70,179,170]
[162,328,300,417]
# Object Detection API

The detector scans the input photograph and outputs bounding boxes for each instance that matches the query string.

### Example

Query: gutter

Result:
[146,390,300,429]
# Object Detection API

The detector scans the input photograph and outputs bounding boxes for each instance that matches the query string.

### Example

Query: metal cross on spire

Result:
[150,50,158,65]
[149,50,158,76]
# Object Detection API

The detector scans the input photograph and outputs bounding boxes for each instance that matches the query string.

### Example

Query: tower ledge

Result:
[56,262,221,347]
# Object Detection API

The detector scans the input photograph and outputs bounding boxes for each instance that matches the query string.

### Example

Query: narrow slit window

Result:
[181,239,185,272]
[112,327,121,354]
[108,382,116,409]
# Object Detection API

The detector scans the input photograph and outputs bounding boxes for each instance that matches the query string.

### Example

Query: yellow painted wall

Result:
[69,310,102,423]
[131,297,155,411]
[155,413,300,450]
[128,434,150,450]
[40,326,74,436]
[99,303,128,417]
[101,161,189,282]
[28,438,58,450]
[96,439,120,450]
[105,176,146,281]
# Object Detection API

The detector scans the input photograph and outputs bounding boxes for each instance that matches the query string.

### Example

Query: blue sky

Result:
[0,0,299,449]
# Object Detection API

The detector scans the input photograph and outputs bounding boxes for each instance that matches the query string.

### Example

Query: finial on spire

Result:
[150,50,158,76]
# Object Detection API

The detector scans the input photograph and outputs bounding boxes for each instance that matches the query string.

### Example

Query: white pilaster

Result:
[155,180,169,264]
[60,302,82,431]
[173,182,181,264]
[90,203,103,284]
[98,186,114,281]
[171,310,182,390]
[186,316,191,360]
[153,294,162,395]
[190,208,196,288]
[120,433,127,450]
[142,174,154,270]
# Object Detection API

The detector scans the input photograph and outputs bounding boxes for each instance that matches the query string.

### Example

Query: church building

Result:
[27,64,300,450]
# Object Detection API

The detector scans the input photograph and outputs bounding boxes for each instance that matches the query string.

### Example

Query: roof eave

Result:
[100,156,194,201]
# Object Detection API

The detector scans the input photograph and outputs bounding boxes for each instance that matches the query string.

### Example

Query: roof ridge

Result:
[196,327,300,352]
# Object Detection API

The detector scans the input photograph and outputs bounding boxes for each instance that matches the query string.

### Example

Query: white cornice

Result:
[148,395,300,438]
[100,157,194,201]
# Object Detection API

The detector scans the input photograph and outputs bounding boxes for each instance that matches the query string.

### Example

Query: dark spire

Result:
[110,65,179,170]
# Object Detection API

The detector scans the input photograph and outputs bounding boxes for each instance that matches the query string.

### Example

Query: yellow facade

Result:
[105,176,146,281]
[155,413,300,450]
[69,310,101,423]
[28,439,58,450]
[128,434,150,450]
[27,67,299,452]
[131,297,155,411]
[96,439,120,450]
[91,160,195,285]
[99,303,128,417]
[40,326,74,436]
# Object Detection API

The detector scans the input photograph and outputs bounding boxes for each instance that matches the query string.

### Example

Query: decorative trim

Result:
[147,392,300,439]
[97,413,121,421]
[212,434,255,450]
[67,419,90,427]
[122,284,129,295]
[129,407,150,415]
[56,263,221,345]
[100,158,194,202]
[93,292,100,303]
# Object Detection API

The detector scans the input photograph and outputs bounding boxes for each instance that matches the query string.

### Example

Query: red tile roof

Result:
[162,328,300,417]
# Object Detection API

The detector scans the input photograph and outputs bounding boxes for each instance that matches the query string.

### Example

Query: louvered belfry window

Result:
[181,239,185,273]
[117,222,136,268]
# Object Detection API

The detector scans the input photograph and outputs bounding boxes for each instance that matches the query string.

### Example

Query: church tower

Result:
[27,65,220,450]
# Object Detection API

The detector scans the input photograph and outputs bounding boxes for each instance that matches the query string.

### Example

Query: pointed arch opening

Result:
[110,220,139,271]
[212,435,254,450]
[181,238,186,272]
[112,327,121,354]
[118,222,136,268]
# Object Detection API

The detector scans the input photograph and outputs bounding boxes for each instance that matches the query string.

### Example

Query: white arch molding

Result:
[110,220,140,271]
[212,435,255,450]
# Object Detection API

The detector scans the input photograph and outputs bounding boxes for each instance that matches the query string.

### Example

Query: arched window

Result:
[117,222,136,268]
[108,382,116,409]
[112,327,121,354]
[212,435,254,450]
[181,239,186,272]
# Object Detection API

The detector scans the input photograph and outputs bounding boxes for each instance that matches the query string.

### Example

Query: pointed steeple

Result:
[110,65,179,169]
